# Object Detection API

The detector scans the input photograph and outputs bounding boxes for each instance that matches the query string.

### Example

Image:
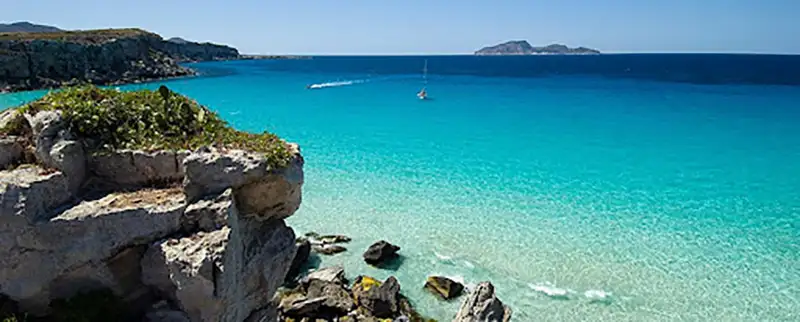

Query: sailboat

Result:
[417,59,428,100]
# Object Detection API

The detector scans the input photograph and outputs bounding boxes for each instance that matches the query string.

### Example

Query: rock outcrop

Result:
[162,38,239,62]
[277,267,428,321]
[0,29,195,92]
[0,105,304,321]
[0,28,239,93]
[363,240,401,266]
[452,282,512,322]
[425,276,464,300]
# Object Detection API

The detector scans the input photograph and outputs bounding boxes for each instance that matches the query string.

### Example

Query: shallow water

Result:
[3,56,799,321]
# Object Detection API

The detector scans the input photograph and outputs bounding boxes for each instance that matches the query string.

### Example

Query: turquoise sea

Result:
[2,55,800,321]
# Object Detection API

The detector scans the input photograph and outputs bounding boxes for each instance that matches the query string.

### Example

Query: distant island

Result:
[0,21,62,33]
[0,21,307,92]
[475,40,600,55]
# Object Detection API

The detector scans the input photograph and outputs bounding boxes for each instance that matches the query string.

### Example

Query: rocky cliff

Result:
[475,40,600,55]
[0,86,303,321]
[0,29,195,92]
[0,28,241,93]
[163,37,239,62]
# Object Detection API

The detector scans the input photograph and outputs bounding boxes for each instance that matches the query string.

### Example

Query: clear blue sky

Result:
[3,0,799,54]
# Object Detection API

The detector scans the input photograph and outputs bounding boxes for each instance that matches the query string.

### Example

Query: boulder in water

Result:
[363,240,400,266]
[424,276,464,300]
[452,282,512,322]
[313,244,347,255]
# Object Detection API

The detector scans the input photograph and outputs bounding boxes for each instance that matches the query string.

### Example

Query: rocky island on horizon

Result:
[475,40,601,55]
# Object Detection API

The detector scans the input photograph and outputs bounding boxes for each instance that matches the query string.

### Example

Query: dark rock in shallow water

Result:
[286,238,311,282]
[313,244,347,255]
[453,282,512,322]
[424,276,464,300]
[352,276,402,318]
[318,234,352,244]
[363,240,400,266]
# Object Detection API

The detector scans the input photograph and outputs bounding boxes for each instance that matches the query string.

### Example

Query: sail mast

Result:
[423,59,428,85]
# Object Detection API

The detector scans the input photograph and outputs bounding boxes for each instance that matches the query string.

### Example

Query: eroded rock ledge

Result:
[0,104,304,321]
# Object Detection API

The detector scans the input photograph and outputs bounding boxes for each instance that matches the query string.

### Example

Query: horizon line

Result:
[244,52,800,57]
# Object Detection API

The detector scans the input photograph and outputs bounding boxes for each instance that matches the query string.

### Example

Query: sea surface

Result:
[3,55,800,321]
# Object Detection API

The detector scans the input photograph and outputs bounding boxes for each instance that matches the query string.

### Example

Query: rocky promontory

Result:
[0,29,196,92]
[0,85,301,321]
[1,85,513,321]
[475,40,600,55]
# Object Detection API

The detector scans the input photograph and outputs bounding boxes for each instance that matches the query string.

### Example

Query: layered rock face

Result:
[162,39,239,62]
[0,109,304,321]
[0,30,195,92]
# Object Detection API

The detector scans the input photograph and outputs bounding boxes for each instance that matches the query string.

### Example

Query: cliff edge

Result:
[0,28,240,93]
[0,85,302,321]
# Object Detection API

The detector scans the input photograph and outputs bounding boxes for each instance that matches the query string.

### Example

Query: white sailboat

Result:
[417,59,428,100]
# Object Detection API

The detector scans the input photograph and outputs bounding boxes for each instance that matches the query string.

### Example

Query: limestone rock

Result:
[182,146,303,221]
[0,187,185,311]
[48,139,86,191]
[141,228,229,322]
[452,282,512,322]
[141,192,297,322]
[89,149,188,188]
[182,188,232,233]
[305,279,355,315]
[27,111,65,167]
[282,297,326,318]
[20,111,85,191]
[0,165,72,222]
[0,137,24,169]
[363,240,400,266]
[425,276,464,300]
[301,266,346,287]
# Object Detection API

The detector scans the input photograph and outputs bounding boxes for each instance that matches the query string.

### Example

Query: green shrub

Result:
[12,85,292,168]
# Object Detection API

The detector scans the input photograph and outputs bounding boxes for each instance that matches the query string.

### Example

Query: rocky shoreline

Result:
[0,86,512,321]
[0,28,302,94]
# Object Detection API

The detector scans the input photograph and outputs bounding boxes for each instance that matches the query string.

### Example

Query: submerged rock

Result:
[425,276,464,300]
[363,240,401,266]
[313,244,347,255]
[452,282,511,322]
[318,234,352,244]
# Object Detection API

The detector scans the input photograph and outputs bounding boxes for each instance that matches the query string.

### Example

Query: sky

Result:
[2,0,799,55]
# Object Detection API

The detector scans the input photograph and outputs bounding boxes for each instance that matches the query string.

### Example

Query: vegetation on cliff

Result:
[0,28,153,43]
[2,85,293,168]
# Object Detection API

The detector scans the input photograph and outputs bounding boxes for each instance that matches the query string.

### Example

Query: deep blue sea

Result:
[2,55,800,321]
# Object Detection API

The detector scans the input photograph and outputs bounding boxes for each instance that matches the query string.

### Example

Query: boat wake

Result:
[307,79,366,89]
